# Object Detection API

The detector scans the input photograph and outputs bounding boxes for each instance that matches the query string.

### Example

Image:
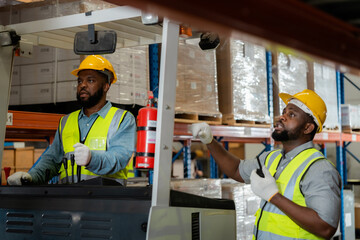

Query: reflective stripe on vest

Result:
[58,107,128,182]
[126,154,135,178]
[253,148,326,240]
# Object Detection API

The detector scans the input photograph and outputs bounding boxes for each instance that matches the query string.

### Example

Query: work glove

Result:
[73,143,91,166]
[191,122,213,145]
[250,166,279,202]
[7,172,32,186]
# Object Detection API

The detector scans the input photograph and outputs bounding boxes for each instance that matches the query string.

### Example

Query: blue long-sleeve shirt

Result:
[29,101,136,184]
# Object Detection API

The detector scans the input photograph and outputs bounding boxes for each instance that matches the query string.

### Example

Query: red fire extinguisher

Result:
[136,95,157,169]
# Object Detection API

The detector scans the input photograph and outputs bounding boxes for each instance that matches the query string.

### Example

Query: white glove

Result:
[7,172,32,186]
[73,143,91,166]
[191,122,213,145]
[250,166,279,201]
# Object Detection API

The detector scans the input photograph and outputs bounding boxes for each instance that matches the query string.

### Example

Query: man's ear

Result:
[304,122,315,135]
[103,80,111,93]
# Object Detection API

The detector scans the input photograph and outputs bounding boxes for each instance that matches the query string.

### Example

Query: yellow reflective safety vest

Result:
[126,154,135,178]
[58,107,128,183]
[253,148,329,240]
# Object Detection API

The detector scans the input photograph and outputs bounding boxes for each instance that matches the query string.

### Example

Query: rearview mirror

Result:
[74,30,117,55]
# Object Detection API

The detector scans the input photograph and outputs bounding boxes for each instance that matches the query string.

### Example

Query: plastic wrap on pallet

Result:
[314,63,339,130]
[216,38,270,123]
[170,178,222,199]
[278,52,308,112]
[175,39,221,118]
[230,40,269,122]
[221,179,261,240]
[341,104,360,129]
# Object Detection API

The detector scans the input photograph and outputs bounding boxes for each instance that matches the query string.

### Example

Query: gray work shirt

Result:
[239,141,341,228]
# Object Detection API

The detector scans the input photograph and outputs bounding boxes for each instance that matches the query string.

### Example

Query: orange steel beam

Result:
[5,111,64,143]
[109,0,360,73]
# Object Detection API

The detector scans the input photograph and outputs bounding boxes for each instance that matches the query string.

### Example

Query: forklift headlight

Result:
[0,30,21,47]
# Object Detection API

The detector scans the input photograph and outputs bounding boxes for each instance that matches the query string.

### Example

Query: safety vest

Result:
[253,148,328,240]
[126,154,135,178]
[58,107,128,183]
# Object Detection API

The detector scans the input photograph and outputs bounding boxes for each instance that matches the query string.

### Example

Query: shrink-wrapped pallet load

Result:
[216,38,270,126]
[314,63,339,130]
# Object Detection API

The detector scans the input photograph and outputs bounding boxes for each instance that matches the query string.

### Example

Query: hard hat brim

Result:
[71,68,117,84]
[279,93,294,105]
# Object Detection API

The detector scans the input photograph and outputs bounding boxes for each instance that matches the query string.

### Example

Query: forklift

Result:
[0,8,236,239]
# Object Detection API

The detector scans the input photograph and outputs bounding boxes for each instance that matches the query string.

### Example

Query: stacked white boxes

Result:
[11,46,80,105]
[170,178,261,240]
[277,52,308,113]
[10,45,149,106]
[170,178,222,199]
[342,104,360,130]
[216,38,270,124]
[0,0,116,26]
[103,46,149,106]
[314,63,339,130]
[176,39,221,118]
[221,179,261,240]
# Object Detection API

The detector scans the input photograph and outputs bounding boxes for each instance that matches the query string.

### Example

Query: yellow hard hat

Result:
[71,55,117,84]
[279,89,327,133]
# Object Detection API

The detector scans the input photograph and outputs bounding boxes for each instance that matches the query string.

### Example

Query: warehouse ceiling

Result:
[302,0,360,27]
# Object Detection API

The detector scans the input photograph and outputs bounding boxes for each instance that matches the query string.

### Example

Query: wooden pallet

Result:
[222,114,270,128]
[342,126,360,134]
[322,127,340,133]
[174,112,222,125]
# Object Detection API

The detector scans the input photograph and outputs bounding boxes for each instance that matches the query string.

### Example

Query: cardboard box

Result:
[20,63,55,85]
[228,143,245,159]
[2,149,15,168]
[342,104,360,129]
[34,148,46,164]
[57,59,80,81]
[15,147,34,169]
[9,86,20,106]
[18,46,56,65]
[57,48,79,61]
[20,83,54,105]
[56,81,77,102]
[12,66,20,85]
[355,202,360,229]
[0,6,20,26]
[176,40,220,116]
[20,4,55,23]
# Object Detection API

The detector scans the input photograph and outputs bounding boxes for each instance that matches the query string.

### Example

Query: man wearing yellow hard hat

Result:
[8,55,136,186]
[191,89,341,239]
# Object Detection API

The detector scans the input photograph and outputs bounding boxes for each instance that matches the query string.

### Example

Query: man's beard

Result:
[271,122,305,142]
[76,87,104,108]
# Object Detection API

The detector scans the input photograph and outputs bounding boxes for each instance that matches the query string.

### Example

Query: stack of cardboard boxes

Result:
[10,45,150,107]
[2,147,46,185]
[175,39,221,121]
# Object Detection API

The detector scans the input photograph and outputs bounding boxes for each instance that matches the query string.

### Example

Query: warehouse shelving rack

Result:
[0,1,359,239]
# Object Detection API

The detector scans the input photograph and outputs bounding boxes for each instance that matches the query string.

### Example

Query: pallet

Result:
[174,112,222,125]
[342,126,360,134]
[322,127,340,133]
[222,114,270,128]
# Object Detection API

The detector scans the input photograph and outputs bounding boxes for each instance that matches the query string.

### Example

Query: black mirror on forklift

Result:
[73,24,117,55]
